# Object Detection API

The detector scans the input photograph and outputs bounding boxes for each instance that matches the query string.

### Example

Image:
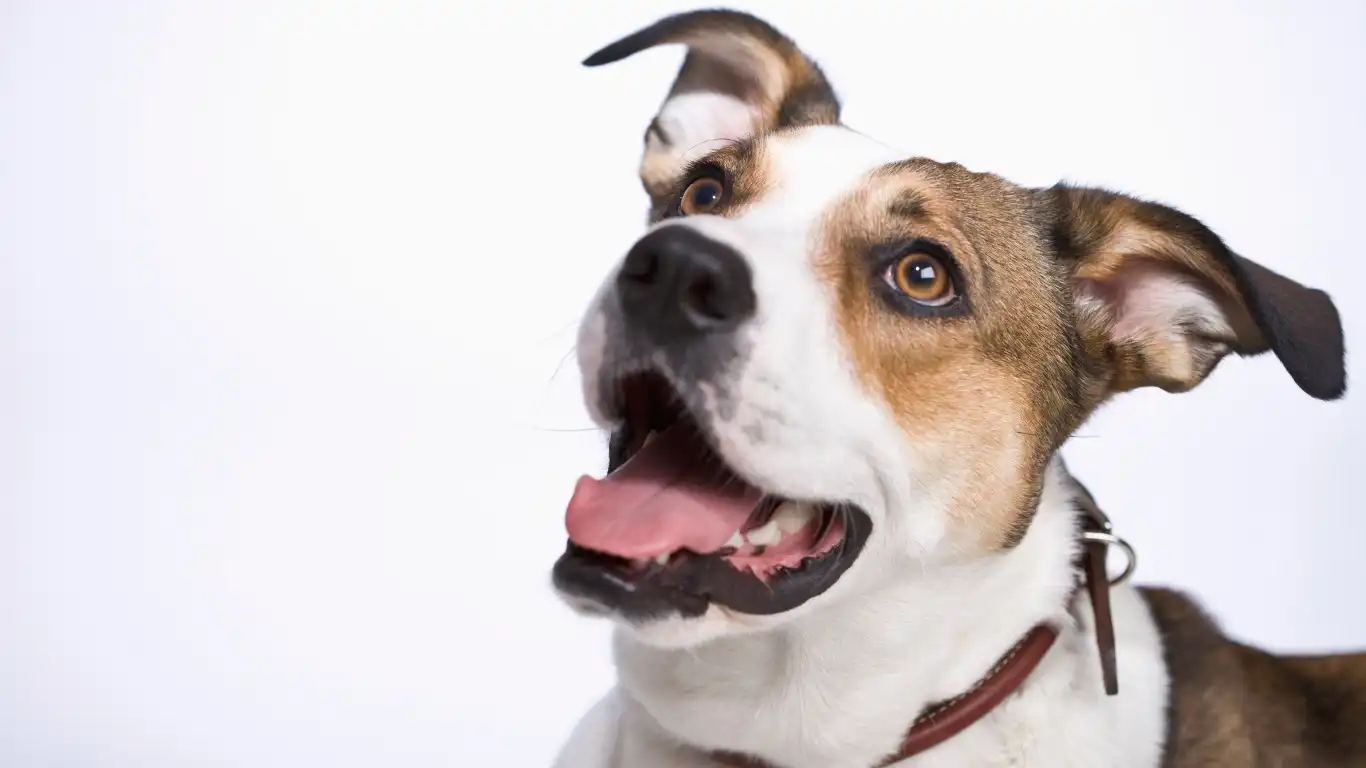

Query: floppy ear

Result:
[583,9,840,196]
[1043,184,1346,401]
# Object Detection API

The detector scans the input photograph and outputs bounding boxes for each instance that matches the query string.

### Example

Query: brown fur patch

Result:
[780,155,1345,555]
[640,35,837,202]
[1141,587,1366,767]
[583,10,840,203]
[807,162,1343,554]
[646,138,774,224]
[814,159,1086,551]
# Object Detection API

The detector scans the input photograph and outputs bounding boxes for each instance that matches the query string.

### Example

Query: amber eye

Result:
[885,252,956,306]
[679,176,724,216]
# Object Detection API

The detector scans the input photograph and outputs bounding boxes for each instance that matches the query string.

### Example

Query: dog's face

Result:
[552,10,1346,648]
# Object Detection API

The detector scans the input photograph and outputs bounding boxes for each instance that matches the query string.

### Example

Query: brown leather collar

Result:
[709,506,1124,768]
[711,623,1061,768]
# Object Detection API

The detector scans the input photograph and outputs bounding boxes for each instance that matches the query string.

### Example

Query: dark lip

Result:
[553,506,873,621]
[557,367,874,620]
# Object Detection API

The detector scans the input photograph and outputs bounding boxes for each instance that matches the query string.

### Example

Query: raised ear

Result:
[1042,184,1346,401]
[583,9,840,196]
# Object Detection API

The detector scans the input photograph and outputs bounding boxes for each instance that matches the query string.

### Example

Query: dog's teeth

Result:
[642,430,658,448]
[654,552,670,566]
[745,520,781,547]
[773,501,815,534]
[725,530,745,550]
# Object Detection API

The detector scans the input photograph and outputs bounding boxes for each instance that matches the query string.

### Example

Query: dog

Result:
[548,10,1361,767]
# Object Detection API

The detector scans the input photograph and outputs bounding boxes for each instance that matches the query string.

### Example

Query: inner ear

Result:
[1073,259,1250,393]
[582,10,841,196]
[1049,184,1346,401]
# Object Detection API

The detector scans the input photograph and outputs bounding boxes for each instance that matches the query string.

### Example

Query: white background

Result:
[3,1,1363,765]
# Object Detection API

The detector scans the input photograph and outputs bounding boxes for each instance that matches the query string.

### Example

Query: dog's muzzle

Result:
[554,223,873,622]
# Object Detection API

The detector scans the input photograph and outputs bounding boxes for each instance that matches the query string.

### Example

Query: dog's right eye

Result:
[886,252,956,307]
[872,239,967,317]
[679,176,725,216]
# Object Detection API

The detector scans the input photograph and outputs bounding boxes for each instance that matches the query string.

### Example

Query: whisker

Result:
[1013,430,1100,439]
[534,316,583,345]
[548,344,579,384]
[683,136,742,156]
[532,426,602,433]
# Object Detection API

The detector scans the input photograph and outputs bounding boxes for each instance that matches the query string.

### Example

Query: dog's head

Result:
[552,10,1346,648]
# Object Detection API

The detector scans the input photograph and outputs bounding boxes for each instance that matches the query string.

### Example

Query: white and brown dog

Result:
[549,10,1360,768]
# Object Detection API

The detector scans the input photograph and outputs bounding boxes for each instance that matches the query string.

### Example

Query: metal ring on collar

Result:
[1080,530,1138,587]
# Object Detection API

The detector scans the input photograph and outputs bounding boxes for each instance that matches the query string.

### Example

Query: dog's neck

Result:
[611,458,1086,768]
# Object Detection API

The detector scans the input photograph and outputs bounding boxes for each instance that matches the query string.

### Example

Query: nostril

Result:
[680,250,754,329]
[684,274,728,322]
[620,248,658,285]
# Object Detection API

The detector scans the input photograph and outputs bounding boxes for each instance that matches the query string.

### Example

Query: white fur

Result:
[648,92,761,178]
[560,126,1171,766]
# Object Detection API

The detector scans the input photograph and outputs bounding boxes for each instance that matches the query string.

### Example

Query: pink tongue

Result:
[564,422,763,559]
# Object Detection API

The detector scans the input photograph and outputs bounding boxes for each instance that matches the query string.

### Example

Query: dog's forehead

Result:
[744,126,907,225]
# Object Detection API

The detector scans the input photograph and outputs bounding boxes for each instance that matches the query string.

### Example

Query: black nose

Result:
[615,226,756,343]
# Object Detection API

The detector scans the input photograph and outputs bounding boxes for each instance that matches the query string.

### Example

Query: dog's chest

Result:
[617,677,1144,768]
[615,587,1170,768]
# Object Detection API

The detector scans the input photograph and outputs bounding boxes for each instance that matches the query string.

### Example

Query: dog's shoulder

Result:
[1274,651,1366,764]
[1139,585,1366,768]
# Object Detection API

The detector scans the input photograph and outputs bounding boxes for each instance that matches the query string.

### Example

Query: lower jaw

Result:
[552,506,874,621]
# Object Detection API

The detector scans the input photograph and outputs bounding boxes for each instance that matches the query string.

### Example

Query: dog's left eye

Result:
[884,252,957,307]
[679,176,725,216]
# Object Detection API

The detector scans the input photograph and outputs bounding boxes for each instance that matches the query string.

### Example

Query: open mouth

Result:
[553,371,871,620]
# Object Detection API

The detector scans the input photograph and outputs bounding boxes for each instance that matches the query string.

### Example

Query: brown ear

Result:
[583,9,840,196]
[1043,184,1346,401]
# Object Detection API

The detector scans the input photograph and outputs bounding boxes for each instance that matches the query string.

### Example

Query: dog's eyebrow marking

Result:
[888,190,928,220]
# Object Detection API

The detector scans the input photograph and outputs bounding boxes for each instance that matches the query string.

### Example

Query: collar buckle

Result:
[1075,488,1135,697]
